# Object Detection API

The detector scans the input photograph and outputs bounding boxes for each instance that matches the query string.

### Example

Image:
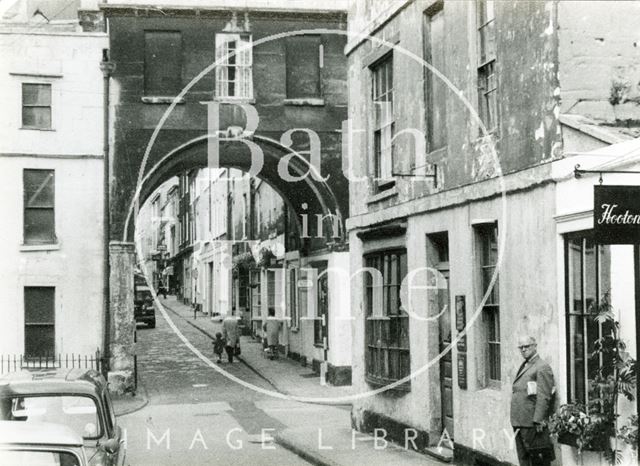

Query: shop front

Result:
[553,139,640,465]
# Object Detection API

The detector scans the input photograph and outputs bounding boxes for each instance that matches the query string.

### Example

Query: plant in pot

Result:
[617,414,638,465]
[256,247,275,268]
[232,251,255,273]
[548,292,636,464]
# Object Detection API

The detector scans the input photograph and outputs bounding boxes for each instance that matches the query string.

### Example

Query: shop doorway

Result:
[427,232,453,439]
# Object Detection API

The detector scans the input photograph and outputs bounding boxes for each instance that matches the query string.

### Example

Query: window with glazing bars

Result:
[477,0,498,133]
[364,250,410,388]
[22,83,51,129]
[251,270,261,319]
[24,287,55,358]
[24,169,55,244]
[477,223,500,382]
[371,55,394,184]
[565,233,612,405]
[215,33,253,99]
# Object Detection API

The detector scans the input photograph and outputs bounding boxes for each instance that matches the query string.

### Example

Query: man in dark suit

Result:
[510,336,555,466]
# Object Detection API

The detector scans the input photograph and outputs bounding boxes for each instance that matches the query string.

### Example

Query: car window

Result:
[102,391,116,434]
[2,395,101,439]
[0,449,81,466]
[135,290,152,302]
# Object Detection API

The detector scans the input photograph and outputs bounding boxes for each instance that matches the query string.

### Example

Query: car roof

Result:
[0,420,84,447]
[0,369,105,398]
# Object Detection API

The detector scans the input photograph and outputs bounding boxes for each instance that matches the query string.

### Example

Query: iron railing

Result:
[0,350,102,375]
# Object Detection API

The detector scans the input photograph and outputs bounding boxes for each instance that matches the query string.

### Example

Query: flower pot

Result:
[558,432,578,447]
[559,444,605,466]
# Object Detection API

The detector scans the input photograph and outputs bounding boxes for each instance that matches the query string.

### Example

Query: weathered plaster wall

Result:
[0,28,106,358]
[347,0,561,220]
[558,1,640,118]
[0,156,104,356]
[0,31,107,155]
[350,181,558,464]
[106,9,349,242]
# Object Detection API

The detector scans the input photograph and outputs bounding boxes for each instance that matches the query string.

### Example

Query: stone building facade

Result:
[103,0,353,386]
[346,1,640,464]
[0,4,107,364]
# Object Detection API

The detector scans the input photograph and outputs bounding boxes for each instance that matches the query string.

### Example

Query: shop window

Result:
[287,268,299,330]
[144,31,182,96]
[364,250,410,389]
[24,169,55,245]
[565,233,612,404]
[22,83,51,129]
[286,35,322,99]
[238,268,249,310]
[215,33,253,99]
[314,269,328,347]
[476,223,500,383]
[24,287,55,358]
[250,270,261,319]
[371,54,395,188]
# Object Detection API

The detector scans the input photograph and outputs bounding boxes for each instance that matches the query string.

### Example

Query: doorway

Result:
[427,232,453,439]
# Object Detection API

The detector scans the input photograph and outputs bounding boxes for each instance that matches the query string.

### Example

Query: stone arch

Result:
[122,134,346,245]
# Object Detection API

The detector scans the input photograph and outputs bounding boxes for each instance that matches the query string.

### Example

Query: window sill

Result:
[141,96,185,104]
[478,380,503,392]
[20,126,55,131]
[284,98,325,107]
[367,185,398,204]
[365,376,411,394]
[20,243,60,252]
[211,97,256,105]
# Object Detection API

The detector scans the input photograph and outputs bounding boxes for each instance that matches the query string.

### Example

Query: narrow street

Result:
[119,301,315,466]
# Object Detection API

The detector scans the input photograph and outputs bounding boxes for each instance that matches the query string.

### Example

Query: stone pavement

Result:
[159,296,448,466]
[160,296,353,405]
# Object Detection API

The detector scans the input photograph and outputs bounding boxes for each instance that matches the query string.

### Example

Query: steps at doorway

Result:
[424,446,453,463]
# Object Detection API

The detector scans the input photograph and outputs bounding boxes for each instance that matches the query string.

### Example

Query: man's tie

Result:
[516,360,527,379]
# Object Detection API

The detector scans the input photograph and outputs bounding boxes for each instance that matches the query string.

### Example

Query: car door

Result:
[102,390,126,466]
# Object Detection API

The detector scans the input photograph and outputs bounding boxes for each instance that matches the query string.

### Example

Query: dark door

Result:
[438,267,453,438]
[315,269,329,350]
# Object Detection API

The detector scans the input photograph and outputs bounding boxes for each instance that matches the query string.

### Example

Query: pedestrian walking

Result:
[212,332,225,363]
[510,335,555,466]
[222,315,240,363]
[158,283,167,299]
[262,307,282,360]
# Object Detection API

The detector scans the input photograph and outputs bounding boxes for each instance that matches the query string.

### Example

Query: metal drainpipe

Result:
[100,49,115,378]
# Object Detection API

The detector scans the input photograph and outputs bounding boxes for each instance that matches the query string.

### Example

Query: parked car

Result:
[0,369,126,466]
[134,285,156,328]
[0,420,88,465]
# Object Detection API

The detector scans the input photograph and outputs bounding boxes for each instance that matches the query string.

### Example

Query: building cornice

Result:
[100,3,347,22]
[344,0,416,56]
[347,162,555,232]
[0,28,106,38]
[0,152,104,159]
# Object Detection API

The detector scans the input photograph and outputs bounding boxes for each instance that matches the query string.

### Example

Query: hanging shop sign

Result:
[455,295,466,331]
[594,185,640,244]
[457,353,467,389]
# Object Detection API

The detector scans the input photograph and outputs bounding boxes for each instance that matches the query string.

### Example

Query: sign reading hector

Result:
[594,185,640,244]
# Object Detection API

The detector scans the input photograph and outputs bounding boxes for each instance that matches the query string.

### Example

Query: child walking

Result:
[213,332,225,363]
